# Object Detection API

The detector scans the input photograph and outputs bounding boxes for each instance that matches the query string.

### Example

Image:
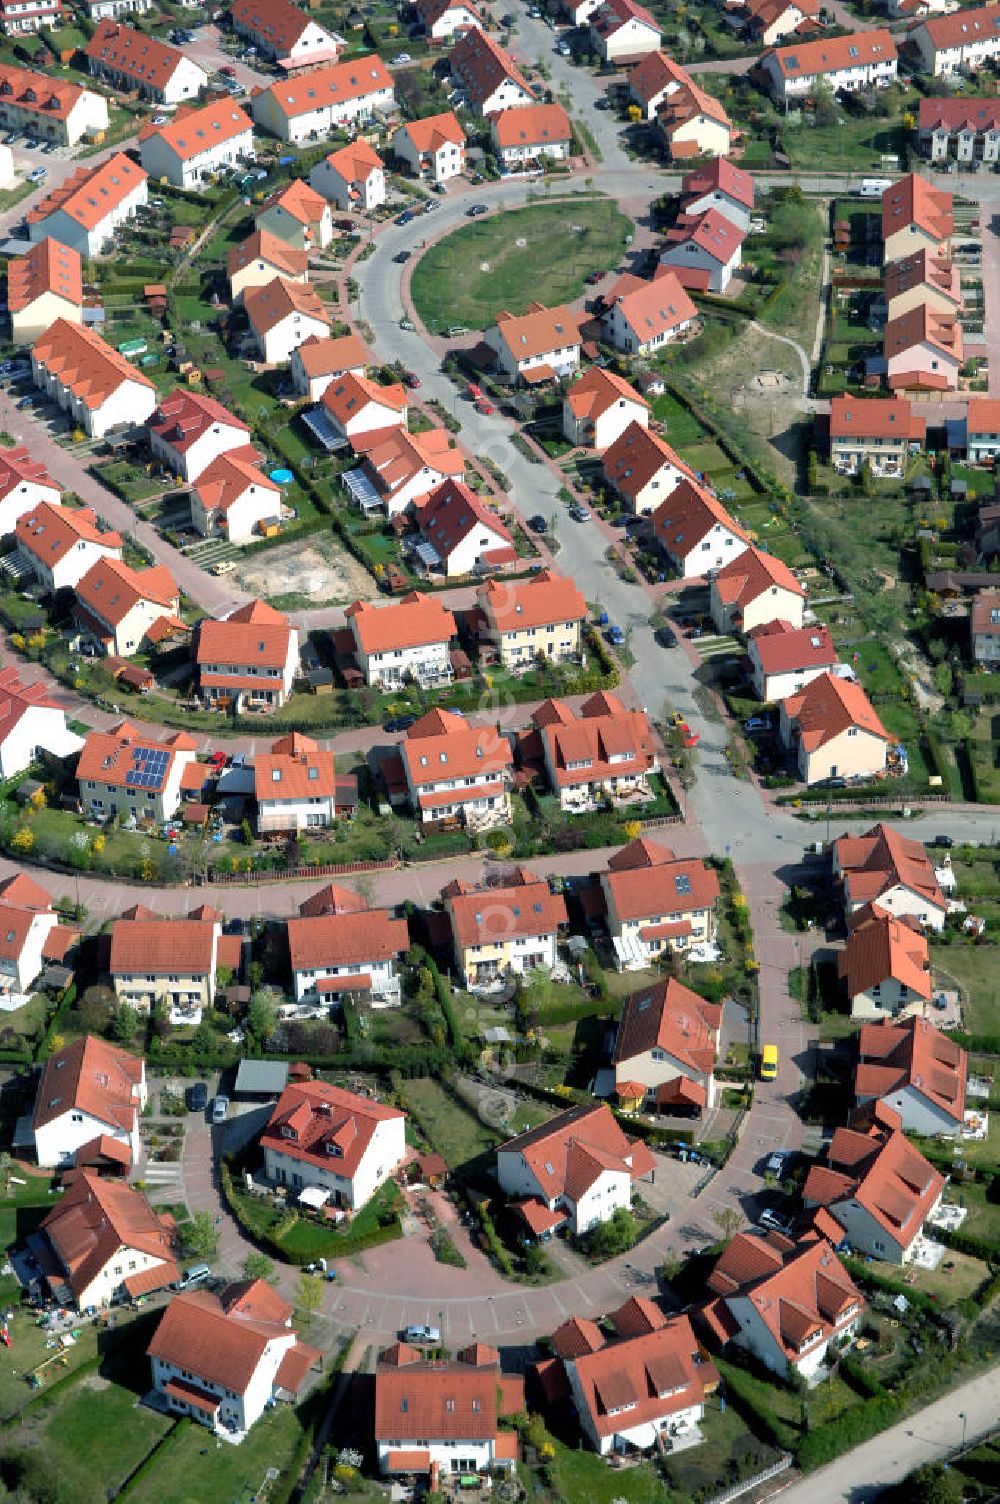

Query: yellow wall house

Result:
[779,673,891,787]
[110,910,221,1026]
[476,570,587,670]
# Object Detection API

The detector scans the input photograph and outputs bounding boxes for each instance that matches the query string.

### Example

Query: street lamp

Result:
[958,1411,967,1450]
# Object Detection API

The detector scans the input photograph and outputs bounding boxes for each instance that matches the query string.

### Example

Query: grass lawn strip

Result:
[127,1404,308,1504]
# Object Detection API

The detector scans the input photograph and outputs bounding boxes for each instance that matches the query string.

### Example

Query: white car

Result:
[392,52,411,64]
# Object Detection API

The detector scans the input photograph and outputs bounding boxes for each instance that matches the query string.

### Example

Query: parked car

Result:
[655,624,676,647]
[403,1324,441,1344]
[2,131,17,145]
[384,714,416,733]
[27,166,47,183]
[528,514,548,533]
[474,398,495,415]
[765,1150,790,1178]
[758,1207,793,1234]
[557,40,572,55]
[220,65,237,76]
[42,140,58,154]
[466,202,489,217]
[569,504,590,521]
[211,1094,229,1124]
[744,716,770,732]
[395,209,414,225]
[403,371,421,388]
[393,250,411,263]
[187,1082,208,1112]
[392,52,411,64]
[932,835,955,848]
[585,270,603,285]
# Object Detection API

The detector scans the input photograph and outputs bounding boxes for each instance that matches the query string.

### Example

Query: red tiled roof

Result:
[111,913,217,978]
[259,177,330,229]
[446,870,564,947]
[414,478,513,561]
[30,321,154,409]
[7,237,82,315]
[86,19,194,88]
[193,449,278,517]
[782,672,890,752]
[681,157,755,211]
[293,331,368,378]
[713,544,805,609]
[478,568,586,632]
[590,0,660,40]
[918,95,1000,133]
[514,1198,567,1236]
[346,590,455,655]
[287,909,409,971]
[492,102,571,148]
[652,477,749,562]
[855,1015,965,1123]
[884,302,963,369]
[565,365,649,424]
[605,272,697,346]
[567,1316,714,1441]
[77,719,194,792]
[396,110,466,153]
[613,975,720,1075]
[255,735,357,806]
[765,27,896,79]
[918,3,1000,52]
[551,1315,605,1358]
[255,54,393,122]
[232,0,322,51]
[75,557,177,629]
[835,823,947,915]
[450,26,531,110]
[883,249,960,312]
[829,395,925,442]
[710,1236,863,1364]
[320,138,383,184]
[804,1124,944,1250]
[141,96,251,163]
[609,1295,667,1338]
[17,500,121,567]
[260,1079,404,1182]
[0,63,92,127]
[149,1279,304,1396]
[882,173,953,245]
[41,1168,177,1302]
[748,620,837,678]
[629,49,691,105]
[28,153,147,234]
[299,883,369,918]
[662,207,745,265]
[604,422,694,504]
[838,902,931,1001]
[228,229,308,282]
[499,1102,654,1205]
[196,598,293,672]
[534,691,657,789]
[492,300,579,363]
[0,667,61,747]
[357,425,463,498]
[246,276,331,338]
[605,843,719,925]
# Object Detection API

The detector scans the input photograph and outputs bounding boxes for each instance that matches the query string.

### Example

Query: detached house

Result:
[250,56,395,144]
[444,868,566,988]
[476,569,587,669]
[232,0,342,68]
[760,29,897,103]
[287,903,409,1008]
[139,98,254,190]
[149,1279,320,1443]
[0,874,60,997]
[149,389,252,483]
[346,592,456,688]
[0,666,82,779]
[413,478,515,578]
[0,443,60,535]
[703,1234,864,1381]
[490,103,573,166]
[392,111,466,182]
[497,1102,654,1237]
[77,721,196,824]
[612,974,720,1111]
[486,301,581,385]
[600,837,720,973]
[601,270,697,356]
[191,452,282,545]
[562,366,649,452]
[681,157,755,232]
[35,1170,178,1310]
[0,64,108,148]
[245,276,332,364]
[261,1078,406,1210]
[652,478,749,578]
[748,619,838,702]
[27,152,148,257]
[881,174,953,264]
[415,0,483,41]
[839,903,932,1019]
[533,692,659,813]
[918,96,1000,164]
[911,3,1000,76]
[31,1034,146,1171]
[735,0,821,48]
[254,732,357,836]
[16,501,122,593]
[375,1341,520,1481]
[290,332,368,403]
[709,545,806,635]
[196,599,299,712]
[309,139,385,213]
[110,907,221,1024]
[449,28,532,116]
[85,21,208,105]
[780,672,890,787]
[589,0,661,61]
[8,237,83,343]
[73,558,181,658]
[803,1115,945,1263]
[228,229,308,304]
[855,1016,966,1137]
[31,320,156,438]
[348,427,464,518]
[603,422,692,516]
[400,707,513,827]
[884,303,962,392]
[828,395,926,477]
[256,179,335,251]
[833,823,948,932]
[661,209,744,294]
[321,371,407,451]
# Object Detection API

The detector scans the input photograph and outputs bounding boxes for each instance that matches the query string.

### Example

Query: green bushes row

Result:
[476,1203,514,1277]
[925,1222,999,1261]
[798,1395,901,1472]
[116,1420,190,1499]
[714,1362,796,1451]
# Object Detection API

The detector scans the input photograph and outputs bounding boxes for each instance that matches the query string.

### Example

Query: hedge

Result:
[714,1361,796,1451]
[839,1256,941,1316]
[219,1163,403,1265]
[116,1420,189,1499]
[838,1355,889,1401]
[798,1395,901,1472]
[925,1222,999,1262]
[946,1030,1000,1057]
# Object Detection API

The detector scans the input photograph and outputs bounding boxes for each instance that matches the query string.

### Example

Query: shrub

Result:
[798,1396,901,1472]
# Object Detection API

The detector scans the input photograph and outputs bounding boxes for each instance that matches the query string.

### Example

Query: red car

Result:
[219,65,237,77]
[475,399,495,415]
[467,381,482,400]
[403,371,421,388]
[207,750,227,769]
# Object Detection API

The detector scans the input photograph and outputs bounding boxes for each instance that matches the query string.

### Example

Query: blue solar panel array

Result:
[124,744,170,790]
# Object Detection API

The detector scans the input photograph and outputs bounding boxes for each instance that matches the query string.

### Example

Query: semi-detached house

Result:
[588,0,662,62]
[881,174,953,264]
[349,426,464,517]
[375,1342,520,1481]
[779,671,891,786]
[839,902,933,1019]
[415,0,483,42]
[490,102,572,166]
[73,557,181,658]
[256,179,335,251]
[320,371,407,452]
[253,733,357,837]
[833,822,948,931]
[190,451,281,545]
[612,972,720,1109]
[854,1016,966,1137]
[828,395,926,476]
[391,111,466,182]
[562,366,649,452]
[36,1170,178,1311]
[476,569,587,669]
[0,665,82,780]
[260,1078,406,1211]
[139,99,254,190]
[911,3,1000,76]
[8,237,83,344]
[660,209,744,295]
[149,388,252,483]
[196,599,299,712]
[250,56,395,144]
[651,476,749,577]
[287,904,409,1007]
[883,247,962,323]
[963,397,1000,462]
[449,27,532,115]
[400,707,513,827]
[709,544,806,634]
[760,29,898,103]
[346,591,456,688]
[884,302,962,392]
[651,72,733,161]
[77,721,196,824]
[413,477,515,578]
[533,691,659,813]
[600,836,720,974]
[681,158,755,232]
[748,619,838,702]
[31,1033,146,1170]
[603,421,693,515]
[245,276,332,364]
[486,301,581,385]
[0,0,62,35]
[231,0,342,68]
[444,868,566,988]
[110,905,221,1023]
[27,152,148,257]
[601,270,697,355]
[16,500,122,592]
[0,872,61,997]
[85,20,208,105]
[31,320,156,438]
[290,332,368,402]
[0,443,60,534]
[0,64,108,147]
[309,139,385,212]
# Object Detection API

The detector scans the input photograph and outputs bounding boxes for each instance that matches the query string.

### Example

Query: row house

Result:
[0,869,61,996]
[149,1280,320,1443]
[260,1078,406,1211]
[779,671,890,786]
[881,174,953,264]
[309,139,385,213]
[110,905,221,1024]
[228,229,308,304]
[73,557,181,658]
[476,569,587,669]
[839,902,932,1019]
[400,707,513,827]
[613,973,720,1111]
[486,301,581,385]
[322,370,407,451]
[37,1171,178,1311]
[255,732,357,835]
[962,396,1000,463]
[31,320,156,438]
[601,836,720,975]
[828,395,926,477]
[709,544,806,635]
[30,1033,146,1171]
[660,209,744,295]
[391,111,466,182]
[603,421,693,515]
[287,903,409,1008]
[911,4,1000,76]
[245,276,332,364]
[77,721,197,824]
[346,591,456,688]
[0,64,108,147]
[16,500,122,593]
[8,236,83,344]
[971,587,1000,665]
[191,450,282,544]
[139,98,254,190]
[290,332,368,403]
[85,20,208,105]
[250,56,395,144]
[562,366,650,453]
[601,270,696,356]
[833,822,949,932]
[256,178,335,251]
[443,868,566,988]
[27,152,148,257]
[196,599,299,712]
[533,691,658,814]
[85,0,156,16]
[681,157,755,232]
[347,426,464,518]
[588,0,662,62]
[375,1342,519,1481]
[231,0,342,68]
[0,0,62,34]
[412,478,515,578]
[497,1102,654,1237]
[416,0,483,41]
[149,388,252,483]
[651,476,750,578]
[803,1114,945,1264]
[759,30,898,104]
[0,665,82,780]
[918,97,1000,164]
[884,302,962,392]
[854,1016,966,1137]
[884,247,962,323]
[448,27,532,116]
[490,102,573,167]
[0,442,60,535]
[748,619,838,702]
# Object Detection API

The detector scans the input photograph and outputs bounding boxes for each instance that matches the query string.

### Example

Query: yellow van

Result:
[760,1044,779,1081]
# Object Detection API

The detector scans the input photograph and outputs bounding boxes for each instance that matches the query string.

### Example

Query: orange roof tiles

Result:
[322,371,406,425]
[883,247,961,310]
[855,1015,965,1123]
[605,271,697,346]
[346,590,456,655]
[228,228,308,281]
[713,543,805,610]
[551,1314,605,1358]
[835,824,946,917]
[682,156,755,211]
[882,173,953,245]
[31,320,154,410]
[477,568,586,632]
[919,3,1000,51]
[7,237,82,315]
[28,153,147,234]
[294,331,368,377]
[359,425,464,498]
[749,619,837,677]
[500,1101,654,1204]
[829,394,925,441]
[782,672,890,751]
[77,719,194,791]
[0,666,61,744]
[629,50,693,104]
[150,387,249,456]
[0,63,93,126]
[708,1236,863,1364]
[288,910,409,971]
[605,843,720,927]
[259,54,393,121]
[41,1169,178,1302]
[919,95,1000,133]
[884,301,963,370]
[413,478,513,561]
[196,598,293,672]
[141,96,251,162]
[75,557,177,629]
[17,500,122,564]
[0,870,52,911]
[533,691,657,789]
[567,1316,714,1441]
[566,365,649,424]
[663,207,745,263]
[245,275,331,337]
[766,27,897,78]
[321,137,383,182]
[111,912,217,977]
[805,1124,944,1251]
[609,1295,667,1338]
[32,1034,142,1138]
[86,19,195,89]
[193,450,279,516]
[604,421,694,504]
[259,177,330,228]
[652,477,749,562]
[397,110,466,153]
[375,1359,500,1446]
[613,975,720,1075]
[492,102,572,148]
[839,902,932,1001]
[656,74,732,144]
[260,1079,404,1182]
[492,301,580,363]
[446,868,565,948]
[149,1280,314,1398]
[298,884,368,919]
[0,444,58,501]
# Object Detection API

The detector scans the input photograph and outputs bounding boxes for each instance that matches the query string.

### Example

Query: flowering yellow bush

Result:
[11,828,34,853]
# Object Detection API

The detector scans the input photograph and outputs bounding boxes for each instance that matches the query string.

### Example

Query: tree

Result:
[294,1272,324,1327]
[588,1206,637,1259]
[76,985,114,1035]
[932,662,952,698]
[242,1252,275,1283]
[247,991,278,1044]
[903,1464,963,1504]
[111,1002,138,1045]
[713,1206,743,1242]
[812,76,838,128]
[184,1210,219,1260]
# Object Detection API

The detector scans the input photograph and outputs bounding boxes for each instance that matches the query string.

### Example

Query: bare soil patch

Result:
[236,534,373,607]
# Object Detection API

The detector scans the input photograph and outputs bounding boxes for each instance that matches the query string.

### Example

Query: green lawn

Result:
[410,198,633,334]
[931,943,1000,1036]
[401,1076,549,1173]
[128,1405,310,1504]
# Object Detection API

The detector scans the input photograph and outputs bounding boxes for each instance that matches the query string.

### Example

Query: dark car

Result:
[585,270,603,285]
[466,202,489,217]
[528,514,548,534]
[384,714,417,733]
[403,370,421,388]
[188,1082,208,1113]
[42,140,58,154]
[395,209,415,225]
[932,834,955,848]
[393,249,412,263]
[656,624,676,648]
